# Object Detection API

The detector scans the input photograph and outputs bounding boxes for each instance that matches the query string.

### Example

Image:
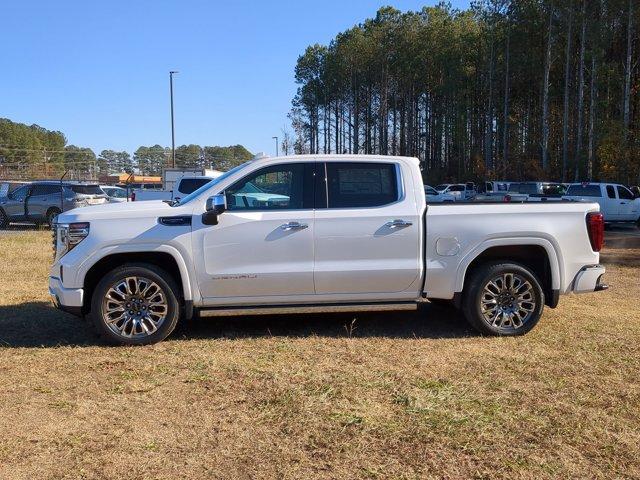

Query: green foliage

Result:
[291,1,640,183]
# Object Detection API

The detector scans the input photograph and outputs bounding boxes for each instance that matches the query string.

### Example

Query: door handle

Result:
[280,221,308,231]
[385,219,413,229]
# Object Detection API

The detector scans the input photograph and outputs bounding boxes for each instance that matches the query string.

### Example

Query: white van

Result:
[564,183,640,226]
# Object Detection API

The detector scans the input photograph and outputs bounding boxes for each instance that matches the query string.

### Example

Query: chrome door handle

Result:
[280,221,308,231]
[385,219,413,229]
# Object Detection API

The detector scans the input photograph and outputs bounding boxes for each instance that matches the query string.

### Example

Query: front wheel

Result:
[91,264,181,345]
[462,262,544,336]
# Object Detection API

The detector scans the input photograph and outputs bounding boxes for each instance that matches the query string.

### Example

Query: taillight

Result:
[503,194,512,203]
[586,212,604,252]
[131,191,136,201]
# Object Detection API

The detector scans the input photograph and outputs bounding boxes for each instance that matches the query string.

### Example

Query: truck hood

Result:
[57,200,174,222]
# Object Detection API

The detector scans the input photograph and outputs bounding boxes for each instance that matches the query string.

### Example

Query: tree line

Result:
[0,118,253,179]
[290,1,639,184]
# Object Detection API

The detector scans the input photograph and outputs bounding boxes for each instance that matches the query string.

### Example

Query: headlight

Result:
[54,222,90,259]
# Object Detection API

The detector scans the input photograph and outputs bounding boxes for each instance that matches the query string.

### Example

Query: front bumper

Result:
[572,265,608,293]
[48,276,84,317]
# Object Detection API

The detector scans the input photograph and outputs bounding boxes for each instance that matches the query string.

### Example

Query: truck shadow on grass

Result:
[0,302,476,348]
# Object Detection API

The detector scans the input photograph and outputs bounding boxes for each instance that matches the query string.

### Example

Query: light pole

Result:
[272,136,279,156]
[169,71,179,168]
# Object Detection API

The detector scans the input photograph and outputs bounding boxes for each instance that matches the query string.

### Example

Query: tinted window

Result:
[226,163,310,210]
[509,183,538,194]
[448,185,465,192]
[435,184,448,191]
[326,162,398,208]
[606,185,616,199]
[178,178,212,194]
[31,185,50,196]
[425,186,438,195]
[566,185,602,197]
[617,186,634,200]
[70,185,103,195]
[542,184,565,195]
[10,185,29,201]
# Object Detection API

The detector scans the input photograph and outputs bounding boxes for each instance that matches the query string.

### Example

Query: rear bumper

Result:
[572,265,608,293]
[48,276,84,317]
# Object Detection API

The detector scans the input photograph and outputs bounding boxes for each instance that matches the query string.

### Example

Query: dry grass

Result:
[0,231,639,479]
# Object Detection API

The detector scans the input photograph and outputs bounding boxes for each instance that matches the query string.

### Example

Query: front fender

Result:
[72,243,195,302]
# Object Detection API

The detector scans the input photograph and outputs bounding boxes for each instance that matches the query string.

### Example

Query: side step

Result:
[197,302,418,317]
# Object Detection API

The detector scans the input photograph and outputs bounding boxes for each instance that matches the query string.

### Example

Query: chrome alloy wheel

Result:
[102,276,168,338]
[480,273,536,330]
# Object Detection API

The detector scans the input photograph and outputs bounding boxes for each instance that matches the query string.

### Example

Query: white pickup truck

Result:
[49,155,608,345]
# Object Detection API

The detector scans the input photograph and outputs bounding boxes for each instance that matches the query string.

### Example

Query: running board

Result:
[197,302,418,317]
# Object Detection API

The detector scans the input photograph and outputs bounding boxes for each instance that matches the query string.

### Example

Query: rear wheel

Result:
[462,262,544,336]
[91,264,181,345]
[46,208,61,228]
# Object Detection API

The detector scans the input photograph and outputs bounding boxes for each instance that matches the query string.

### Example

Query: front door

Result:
[192,162,316,304]
[313,161,422,295]
[616,185,638,221]
[3,185,30,221]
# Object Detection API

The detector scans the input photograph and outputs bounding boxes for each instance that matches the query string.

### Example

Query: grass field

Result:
[0,231,639,479]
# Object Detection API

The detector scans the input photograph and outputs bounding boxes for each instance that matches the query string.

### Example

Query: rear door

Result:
[313,160,421,296]
[604,184,620,220]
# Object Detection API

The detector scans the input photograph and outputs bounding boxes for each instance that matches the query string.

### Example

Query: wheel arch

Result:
[455,238,561,307]
[79,247,193,315]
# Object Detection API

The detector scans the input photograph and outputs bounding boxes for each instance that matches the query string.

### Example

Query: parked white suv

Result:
[49,155,608,345]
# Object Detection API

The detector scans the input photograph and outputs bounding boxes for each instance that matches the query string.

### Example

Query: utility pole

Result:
[169,71,179,168]
[272,136,279,156]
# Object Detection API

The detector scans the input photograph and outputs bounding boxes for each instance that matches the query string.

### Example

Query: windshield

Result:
[435,184,448,191]
[424,186,437,195]
[173,162,252,206]
[448,185,465,192]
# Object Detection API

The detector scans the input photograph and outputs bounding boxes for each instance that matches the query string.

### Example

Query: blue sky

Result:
[2,0,470,156]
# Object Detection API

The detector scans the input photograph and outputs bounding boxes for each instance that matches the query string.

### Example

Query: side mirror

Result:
[202,194,227,226]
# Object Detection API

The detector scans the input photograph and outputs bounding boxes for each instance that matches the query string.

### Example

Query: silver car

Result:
[0,181,108,228]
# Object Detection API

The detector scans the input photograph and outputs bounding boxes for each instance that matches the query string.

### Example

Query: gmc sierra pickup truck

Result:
[49,155,608,345]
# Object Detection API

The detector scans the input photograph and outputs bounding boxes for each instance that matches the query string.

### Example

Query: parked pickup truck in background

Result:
[476,182,566,203]
[49,155,608,345]
[563,182,640,226]
[0,181,108,228]
[434,183,476,201]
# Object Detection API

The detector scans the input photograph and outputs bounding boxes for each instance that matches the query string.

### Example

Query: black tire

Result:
[91,263,181,345]
[0,209,8,229]
[462,262,544,336]
[46,208,61,228]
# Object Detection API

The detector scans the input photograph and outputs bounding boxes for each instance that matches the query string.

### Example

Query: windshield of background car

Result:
[448,185,465,192]
[435,184,448,191]
[566,184,602,197]
[425,186,437,195]
[173,162,252,206]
